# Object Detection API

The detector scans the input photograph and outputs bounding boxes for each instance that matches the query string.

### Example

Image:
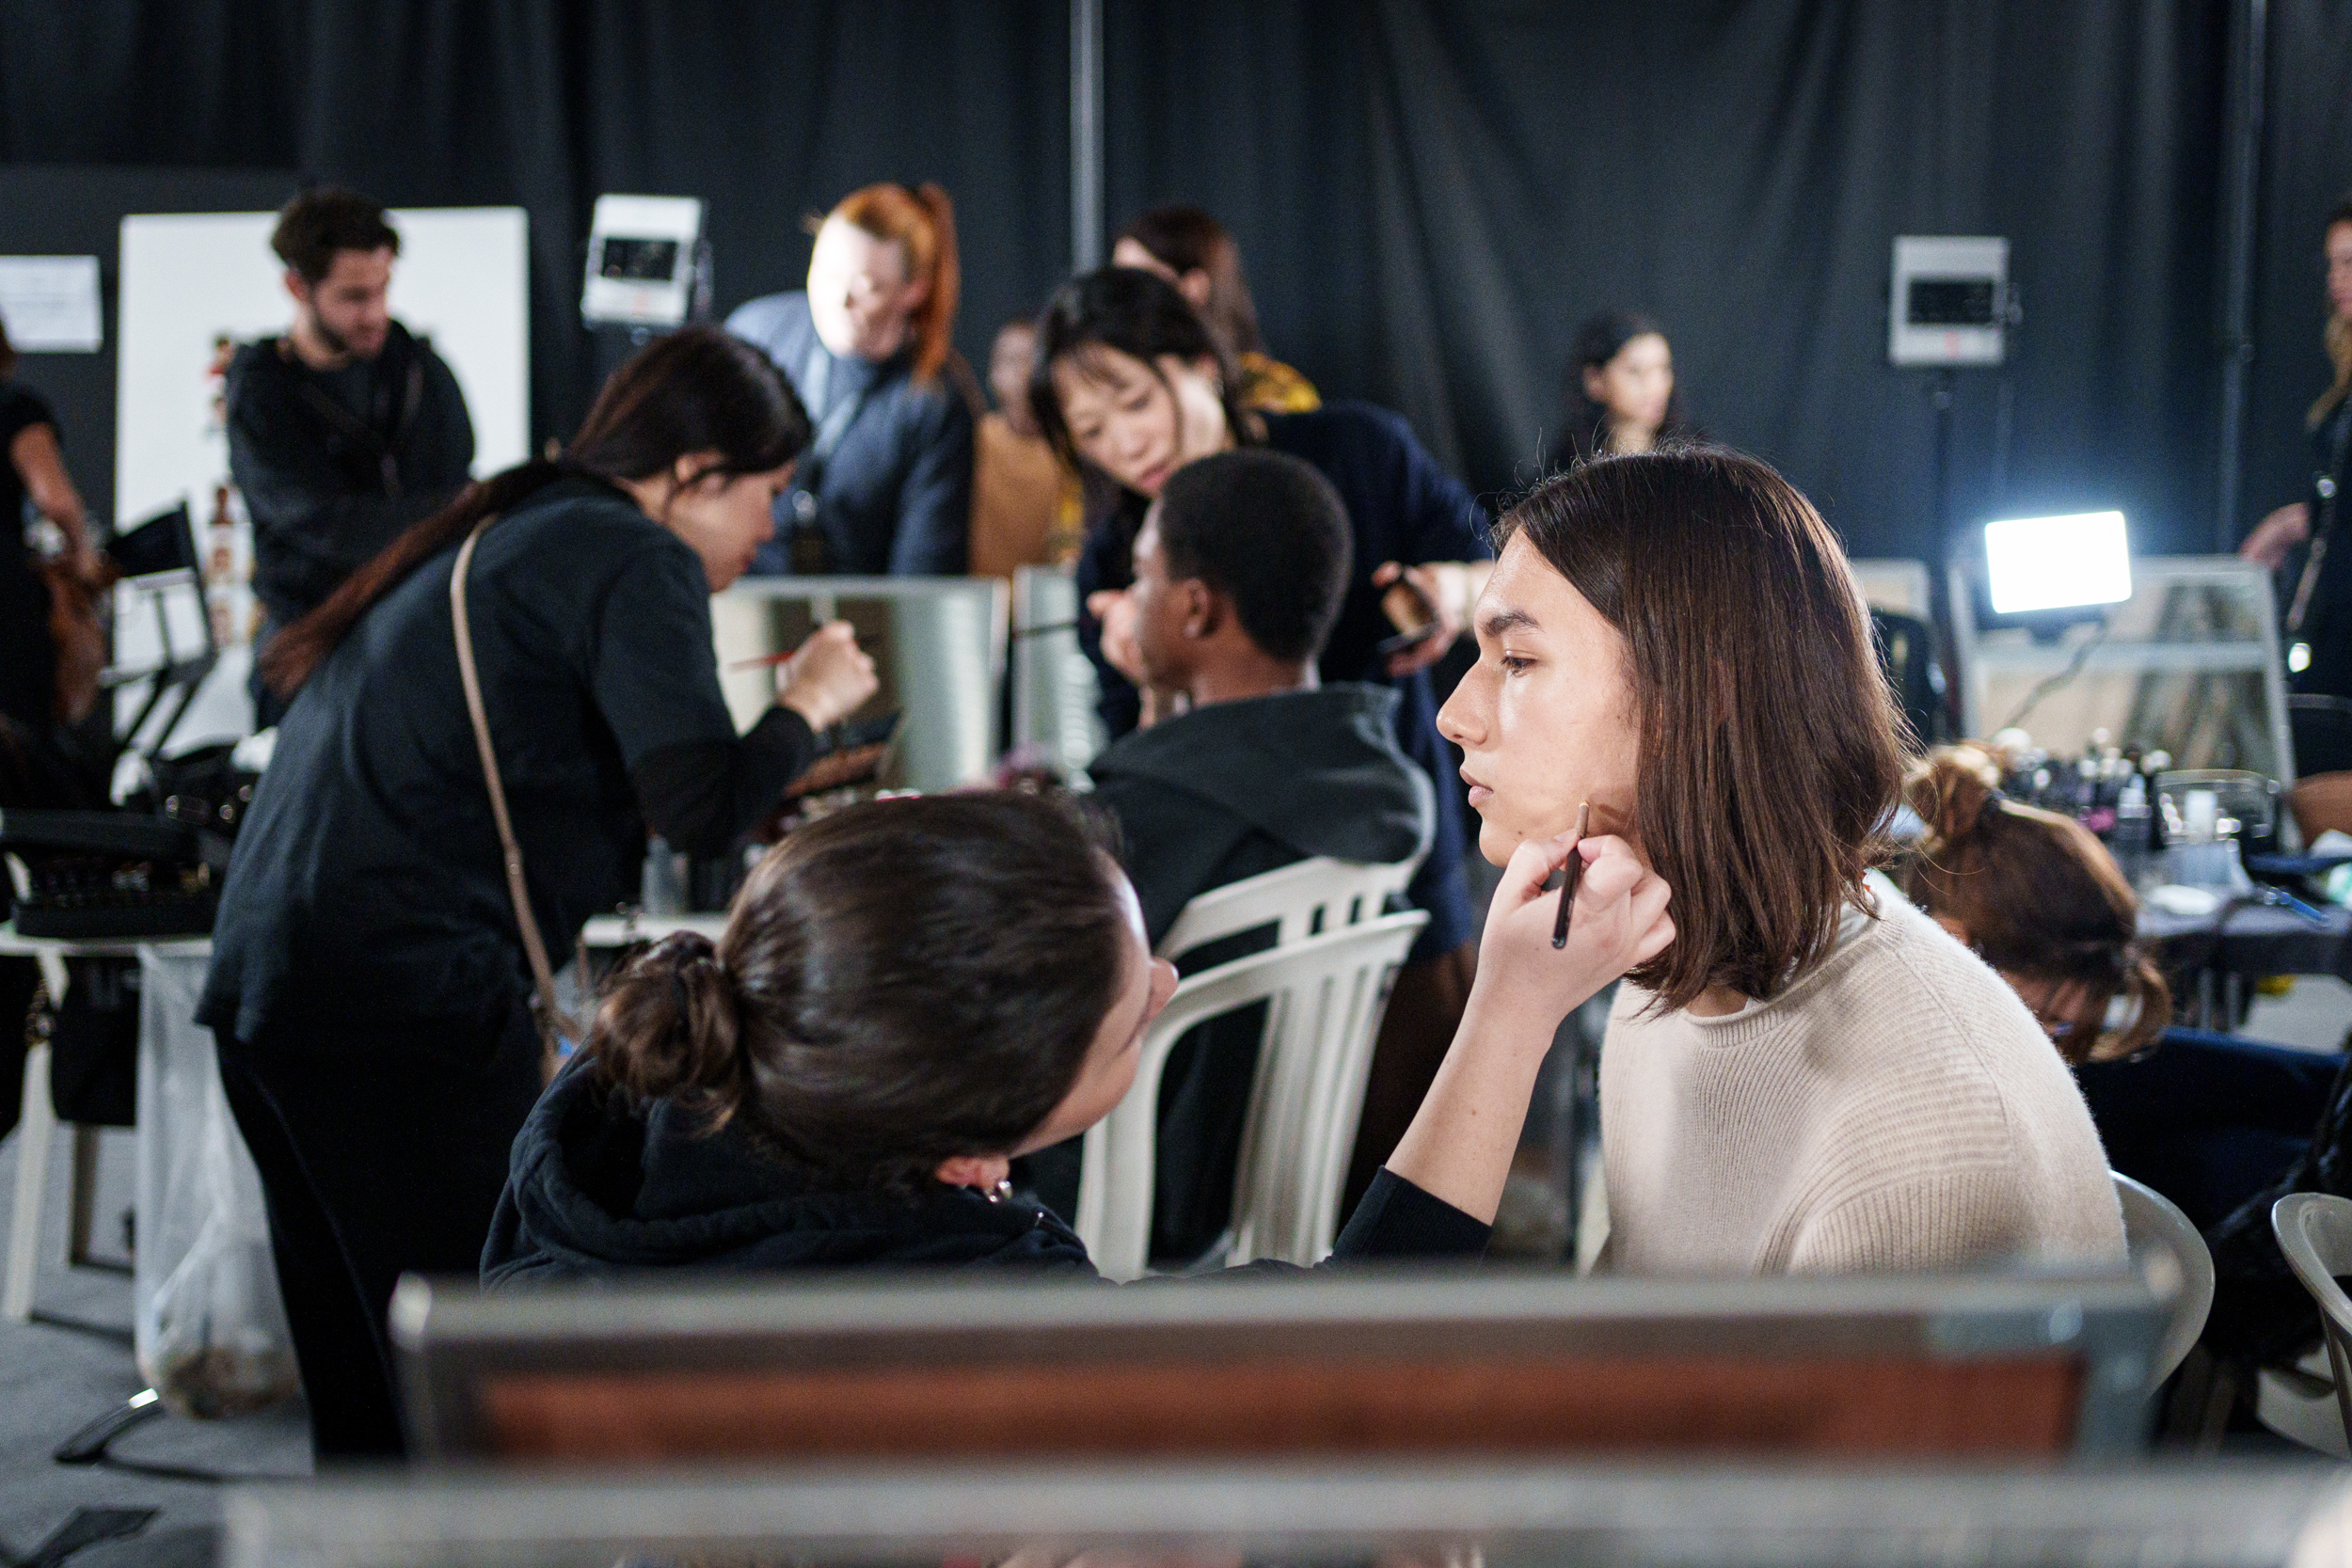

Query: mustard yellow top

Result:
[1239,351,1320,414]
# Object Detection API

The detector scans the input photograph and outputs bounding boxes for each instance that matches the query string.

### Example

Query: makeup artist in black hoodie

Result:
[1031,447,1431,1263]
[485,791,1673,1283]
[200,328,878,1461]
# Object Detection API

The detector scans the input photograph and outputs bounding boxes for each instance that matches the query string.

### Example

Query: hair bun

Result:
[583,927,748,1127]
[1907,746,2004,847]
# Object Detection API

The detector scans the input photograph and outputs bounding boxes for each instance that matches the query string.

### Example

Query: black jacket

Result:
[1078,404,1487,961]
[227,320,476,626]
[724,292,972,576]
[199,478,817,1046]
[1034,684,1433,1265]
[1090,684,1434,948]
[482,1060,1488,1285]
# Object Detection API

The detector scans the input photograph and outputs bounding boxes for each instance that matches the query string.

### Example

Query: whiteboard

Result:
[114,207,530,749]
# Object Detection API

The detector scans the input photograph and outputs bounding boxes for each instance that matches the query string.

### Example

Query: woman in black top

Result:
[484,791,1670,1283]
[199,328,877,1460]
[2242,196,2352,743]
[0,320,97,735]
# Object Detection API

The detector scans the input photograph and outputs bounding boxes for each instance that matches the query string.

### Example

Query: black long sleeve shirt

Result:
[226,320,477,626]
[200,478,816,1045]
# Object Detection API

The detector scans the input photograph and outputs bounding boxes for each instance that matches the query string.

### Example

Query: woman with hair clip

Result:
[199,327,879,1460]
[1112,204,1320,413]
[1030,266,1491,1214]
[726,182,974,576]
[485,790,1671,1282]
[1441,449,2125,1275]
[1558,311,1697,463]
[2241,195,2352,739]
[1903,745,2336,1231]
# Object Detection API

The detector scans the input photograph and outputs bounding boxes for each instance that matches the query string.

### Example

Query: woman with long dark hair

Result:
[1558,311,1695,463]
[198,327,878,1460]
[1027,267,1491,1218]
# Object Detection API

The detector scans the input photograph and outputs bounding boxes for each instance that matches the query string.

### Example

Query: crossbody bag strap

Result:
[450,515,580,1059]
[2288,408,2352,637]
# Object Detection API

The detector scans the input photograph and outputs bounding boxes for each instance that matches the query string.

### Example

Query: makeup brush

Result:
[1551,800,1591,949]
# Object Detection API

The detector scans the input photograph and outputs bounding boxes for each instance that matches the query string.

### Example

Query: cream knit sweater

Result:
[1598,877,2127,1275]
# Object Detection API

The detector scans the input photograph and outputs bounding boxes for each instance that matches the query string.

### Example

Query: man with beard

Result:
[227,187,475,724]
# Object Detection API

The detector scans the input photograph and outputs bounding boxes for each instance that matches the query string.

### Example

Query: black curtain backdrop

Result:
[2243,0,2352,531]
[0,1,2343,565]
[1105,0,2229,558]
[0,1,1072,467]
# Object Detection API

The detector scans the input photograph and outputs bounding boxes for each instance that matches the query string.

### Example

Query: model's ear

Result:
[283,268,312,308]
[1179,577,1222,640]
[934,1154,1005,1189]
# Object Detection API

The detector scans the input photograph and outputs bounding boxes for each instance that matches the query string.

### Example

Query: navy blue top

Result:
[725,292,972,576]
[1076,402,1491,958]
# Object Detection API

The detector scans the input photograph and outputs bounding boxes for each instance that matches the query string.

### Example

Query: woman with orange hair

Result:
[727,182,974,575]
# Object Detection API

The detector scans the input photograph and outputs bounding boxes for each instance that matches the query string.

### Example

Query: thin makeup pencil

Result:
[1551,801,1591,949]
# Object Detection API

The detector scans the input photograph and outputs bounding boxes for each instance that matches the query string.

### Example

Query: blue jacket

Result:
[725,292,973,576]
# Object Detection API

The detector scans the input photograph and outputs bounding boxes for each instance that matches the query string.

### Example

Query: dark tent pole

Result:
[2215,0,2268,553]
[1071,0,1104,273]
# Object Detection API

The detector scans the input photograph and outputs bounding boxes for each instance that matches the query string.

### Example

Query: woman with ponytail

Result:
[198,327,879,1460]
[726,182,975,576]
[1902,745,2333,1229]
[485,790,1672,1284]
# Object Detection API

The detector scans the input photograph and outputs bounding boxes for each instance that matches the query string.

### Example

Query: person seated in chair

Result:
[1023,447,1434,1265]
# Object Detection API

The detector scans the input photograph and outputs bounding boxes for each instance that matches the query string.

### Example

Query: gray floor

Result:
[0,1122,310,1567]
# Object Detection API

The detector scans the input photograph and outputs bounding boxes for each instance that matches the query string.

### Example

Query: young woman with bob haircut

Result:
[484,790,1673,1283]
[1439,448,2126,1275]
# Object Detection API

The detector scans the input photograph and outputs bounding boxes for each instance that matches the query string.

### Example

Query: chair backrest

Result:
[390,1265,2169,1465]
[1154,854,1422,969]
[2110,1172,2213,1386]
[1076,909,1426,1280]
[2271,1193,2352,1446]
[1849,557,1933,620]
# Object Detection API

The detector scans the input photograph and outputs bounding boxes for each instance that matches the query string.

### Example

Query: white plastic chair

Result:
[1076,909,1428,1281]
[1154,854,1421,967]
[2270,1193,2352,1452]
[2111,1172,2213,1387]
